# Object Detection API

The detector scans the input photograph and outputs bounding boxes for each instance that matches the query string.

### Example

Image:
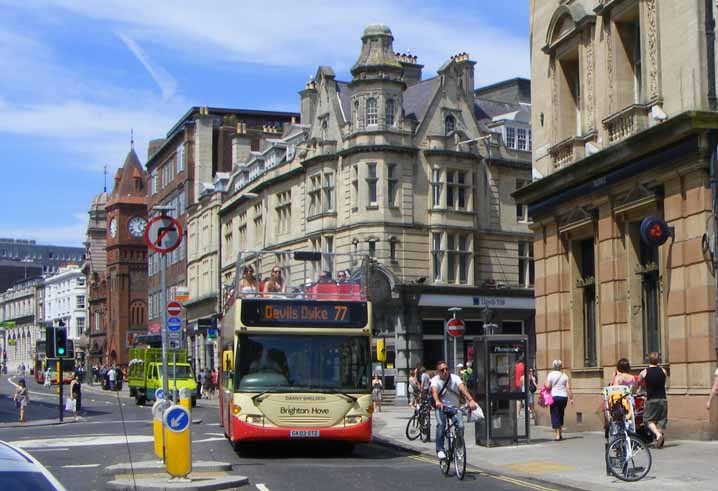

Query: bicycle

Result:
[438,405,467,480]
[405,395,431,442]
[604,391,652,482]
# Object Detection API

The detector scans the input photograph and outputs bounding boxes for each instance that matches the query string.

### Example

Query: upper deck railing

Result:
[229,250,370,303]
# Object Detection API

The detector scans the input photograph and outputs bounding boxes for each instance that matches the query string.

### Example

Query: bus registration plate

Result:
[290,430,320,438]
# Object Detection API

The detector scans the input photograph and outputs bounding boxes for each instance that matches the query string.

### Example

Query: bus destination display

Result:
[241,300,368,328]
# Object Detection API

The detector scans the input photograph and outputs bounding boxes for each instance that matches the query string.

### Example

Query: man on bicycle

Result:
[431,361,477,460]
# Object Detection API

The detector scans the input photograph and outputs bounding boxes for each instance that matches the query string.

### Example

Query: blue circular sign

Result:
[163,405,190,433]
[167,317,182,332]
[155,388,166,400]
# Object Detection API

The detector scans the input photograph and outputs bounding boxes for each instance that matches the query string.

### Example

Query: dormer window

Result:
[366,98,378,126]
[385,99,395,126]
[445,115,456,135]
[321,120,328,140]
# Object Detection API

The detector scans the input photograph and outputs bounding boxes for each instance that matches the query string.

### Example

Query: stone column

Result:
[395,293,423,404]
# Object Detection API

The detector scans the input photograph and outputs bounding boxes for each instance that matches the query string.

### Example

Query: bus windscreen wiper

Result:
[324,389,358,402]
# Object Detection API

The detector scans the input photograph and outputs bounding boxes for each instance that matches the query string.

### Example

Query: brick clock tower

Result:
[105,147,148,365]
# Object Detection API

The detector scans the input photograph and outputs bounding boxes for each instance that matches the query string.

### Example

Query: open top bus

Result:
[219,250,374,451]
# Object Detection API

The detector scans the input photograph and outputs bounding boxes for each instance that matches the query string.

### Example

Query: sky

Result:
[0,0,529,247]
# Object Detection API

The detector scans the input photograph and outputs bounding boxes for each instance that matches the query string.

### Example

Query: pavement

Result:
[372,404,718,491]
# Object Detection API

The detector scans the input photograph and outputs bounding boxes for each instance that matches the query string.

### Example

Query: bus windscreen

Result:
[234,334,370,392]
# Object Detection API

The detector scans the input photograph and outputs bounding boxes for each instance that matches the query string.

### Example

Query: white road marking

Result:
[62,464,100,469]
[10,435,154,449]
[205,432,225,437]
[206,423,221,426]
[192,437,226,443]
[256,484,271,491]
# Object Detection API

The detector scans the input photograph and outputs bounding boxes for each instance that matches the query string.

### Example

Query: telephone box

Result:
[472,334,529,447]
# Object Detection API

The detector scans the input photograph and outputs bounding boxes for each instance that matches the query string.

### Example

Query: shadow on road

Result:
[233,441,415,461]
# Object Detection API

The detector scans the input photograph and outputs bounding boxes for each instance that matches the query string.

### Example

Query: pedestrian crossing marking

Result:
[502,461,574,475]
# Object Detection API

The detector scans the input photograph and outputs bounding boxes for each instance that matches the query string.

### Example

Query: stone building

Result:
[0,276,44,371]
[44,265,86,341]
[145,106,298,369]
[218,25,534,394]
[83,192,108,367]
[515,0,718,439]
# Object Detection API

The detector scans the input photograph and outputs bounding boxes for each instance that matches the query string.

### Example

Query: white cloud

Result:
[117,32,177,101]
[25,0,529,85]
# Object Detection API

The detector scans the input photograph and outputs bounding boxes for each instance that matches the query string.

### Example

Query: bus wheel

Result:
[191,397,197,408]
[135,394,146,406]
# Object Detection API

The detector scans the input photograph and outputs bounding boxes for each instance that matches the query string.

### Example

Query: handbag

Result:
[65,397,76,412]
[539,387,554,407]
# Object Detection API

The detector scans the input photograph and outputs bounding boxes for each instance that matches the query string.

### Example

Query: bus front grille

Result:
[271,415,335,427]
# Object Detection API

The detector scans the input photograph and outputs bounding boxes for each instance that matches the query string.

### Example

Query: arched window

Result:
[445,115,456,135]
[366,98,378,126]
[321,120,328,140]
[385,99,395,126]
[354,100,360,126]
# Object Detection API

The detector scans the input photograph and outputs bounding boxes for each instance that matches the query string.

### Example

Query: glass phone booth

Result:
[473,334,529,447]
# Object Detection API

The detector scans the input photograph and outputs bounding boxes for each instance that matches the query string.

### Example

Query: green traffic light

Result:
[58,348,65,355]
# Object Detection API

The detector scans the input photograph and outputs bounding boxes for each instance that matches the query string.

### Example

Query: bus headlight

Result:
[232,405,241,415]
[344,415,363,425]
[246,415,263,425]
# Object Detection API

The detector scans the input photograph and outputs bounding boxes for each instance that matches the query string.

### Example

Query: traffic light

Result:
[55,328,68,358]
[45,326,56,358]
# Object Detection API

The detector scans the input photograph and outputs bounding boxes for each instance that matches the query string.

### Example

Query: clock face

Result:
[109,217,118,239]
[128,216,147,238]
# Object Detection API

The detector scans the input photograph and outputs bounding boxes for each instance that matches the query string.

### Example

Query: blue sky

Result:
[0,1,529,246]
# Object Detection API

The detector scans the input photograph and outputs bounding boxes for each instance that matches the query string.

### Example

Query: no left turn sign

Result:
[144,215,183,254]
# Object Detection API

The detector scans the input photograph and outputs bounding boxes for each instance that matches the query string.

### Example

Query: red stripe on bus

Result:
[231,418,372,443]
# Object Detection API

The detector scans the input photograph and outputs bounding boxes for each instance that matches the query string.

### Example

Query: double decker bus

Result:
[219,251,373,450]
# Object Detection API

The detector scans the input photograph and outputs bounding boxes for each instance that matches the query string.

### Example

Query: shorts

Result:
[643,398,668,429]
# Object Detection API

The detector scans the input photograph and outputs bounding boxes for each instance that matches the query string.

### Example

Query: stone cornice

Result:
[514,111,718,207]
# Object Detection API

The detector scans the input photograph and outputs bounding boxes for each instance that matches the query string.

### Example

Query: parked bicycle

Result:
[438,405,467,480]
[406,396,431,442]
[603,388,652,482]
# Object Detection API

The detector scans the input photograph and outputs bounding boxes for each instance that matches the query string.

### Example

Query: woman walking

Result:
[522,368,538,417]
[408,369,419,408]
[371,375,383,413]
[544,360,574,441]
[13,379,29,423]
[70,374,82,420]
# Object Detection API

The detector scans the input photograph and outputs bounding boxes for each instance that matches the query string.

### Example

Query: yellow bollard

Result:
[163,404,191,477]
[179,387,191,413]
[152,399,171,461]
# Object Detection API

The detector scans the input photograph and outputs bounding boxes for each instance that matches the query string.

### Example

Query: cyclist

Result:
[431,360,477,460]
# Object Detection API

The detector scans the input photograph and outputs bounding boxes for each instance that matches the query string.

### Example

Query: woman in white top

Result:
[544,359,574,441]
[707,367,718,411]
[238,266,259,296]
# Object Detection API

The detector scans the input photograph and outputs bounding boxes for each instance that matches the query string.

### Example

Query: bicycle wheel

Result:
[420,411,431,442]
[605,433,652,482]
[405,415,421,441]
[453,433,466,480]
[439,434,451,476]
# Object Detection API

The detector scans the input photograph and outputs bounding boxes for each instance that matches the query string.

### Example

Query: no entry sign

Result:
[144,215,183,254]
[446,318,465,337]
[167,301,182,317]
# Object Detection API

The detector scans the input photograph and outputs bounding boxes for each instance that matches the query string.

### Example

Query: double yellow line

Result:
[408,455,560,491]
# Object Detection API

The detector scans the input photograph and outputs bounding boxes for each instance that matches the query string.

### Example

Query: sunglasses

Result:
[439,367,448,372]
[272,270,281,274]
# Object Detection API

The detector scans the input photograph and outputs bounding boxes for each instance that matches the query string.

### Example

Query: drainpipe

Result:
[707,0,718,362]
[711,138,718,363]
[706,0,717,110]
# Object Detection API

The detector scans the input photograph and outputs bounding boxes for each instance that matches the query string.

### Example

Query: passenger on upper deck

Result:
[238,266,259,295]
[264,267,286,294]
[318,270,333,283]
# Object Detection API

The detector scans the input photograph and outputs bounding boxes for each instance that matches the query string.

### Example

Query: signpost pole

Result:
[161,252,169,403]
[57,359,63,422]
